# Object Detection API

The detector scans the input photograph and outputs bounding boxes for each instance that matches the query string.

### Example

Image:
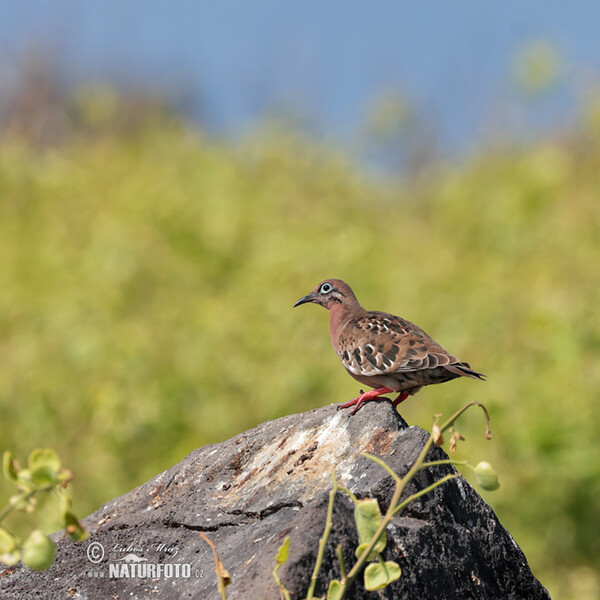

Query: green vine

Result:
[205,402,499,599]
[0,449,87,571]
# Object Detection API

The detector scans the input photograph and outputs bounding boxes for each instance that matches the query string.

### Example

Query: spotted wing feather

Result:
[337,311,458,377]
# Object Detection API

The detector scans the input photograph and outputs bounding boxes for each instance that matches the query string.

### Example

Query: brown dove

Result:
[294,279,485,414]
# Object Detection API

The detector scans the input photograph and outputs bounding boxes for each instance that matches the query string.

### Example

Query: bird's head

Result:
[293,279,361,311]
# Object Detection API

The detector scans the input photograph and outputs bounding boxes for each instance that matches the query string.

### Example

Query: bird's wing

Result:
[337,311,458,377]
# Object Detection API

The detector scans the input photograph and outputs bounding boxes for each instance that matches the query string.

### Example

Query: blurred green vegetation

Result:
[1,87,599,600]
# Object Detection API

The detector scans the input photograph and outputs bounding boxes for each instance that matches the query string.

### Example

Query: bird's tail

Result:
[444,362,486,381]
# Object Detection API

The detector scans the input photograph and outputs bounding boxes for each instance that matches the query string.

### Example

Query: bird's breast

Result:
[328,306,353,352]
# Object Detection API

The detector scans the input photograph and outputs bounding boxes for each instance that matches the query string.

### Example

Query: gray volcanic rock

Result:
[0,401,550,599]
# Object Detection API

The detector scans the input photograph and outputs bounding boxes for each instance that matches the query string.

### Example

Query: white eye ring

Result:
[320,283,333,294]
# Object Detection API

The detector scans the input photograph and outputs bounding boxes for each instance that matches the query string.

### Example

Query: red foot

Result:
[338,387,393,415]
[392,391,410,407]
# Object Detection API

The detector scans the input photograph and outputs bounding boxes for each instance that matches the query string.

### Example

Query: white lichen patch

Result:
[314,411,347,446]
[223,414,352,507]
[456,477,468,502]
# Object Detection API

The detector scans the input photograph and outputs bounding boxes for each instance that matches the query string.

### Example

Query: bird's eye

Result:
[320,283,333,294]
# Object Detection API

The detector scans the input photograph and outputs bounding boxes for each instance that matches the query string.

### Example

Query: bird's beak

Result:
[293,293,316,308]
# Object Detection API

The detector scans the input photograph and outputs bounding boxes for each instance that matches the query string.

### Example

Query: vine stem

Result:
[199,532,230,600]
[305,472,339,600]
[392,474,460,516]
[419,459,470,470]
[439,402,492,439]
[306,401,491,600]
[337,435,436,593]
[337,485,358,504]
[335,402,488,597]
[0,486,54,525]
[0,503,14,524]
[337,544,346,580]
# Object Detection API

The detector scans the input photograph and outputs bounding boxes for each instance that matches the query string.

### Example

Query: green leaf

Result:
[354,498,386,560]
[21,530,56,570]
[28,449,61,473]
[364,560,402,591]
[275,536,289,565]
[15,469,34,491]
[0,528,21,566]
[354,542,370,561]
[474,461,500,491]
[385,561,401,584]
[30,466,60,488]
[28,450,61,486]
[327,579,344,599]
[2,451,18,483]
[0,527,17,554]
[0,549,21,566]
[63,511,88,542]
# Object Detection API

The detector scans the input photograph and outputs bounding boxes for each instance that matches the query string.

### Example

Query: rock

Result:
[0,401,550,599]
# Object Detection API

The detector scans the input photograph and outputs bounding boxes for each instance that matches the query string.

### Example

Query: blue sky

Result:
[1,1,599,154]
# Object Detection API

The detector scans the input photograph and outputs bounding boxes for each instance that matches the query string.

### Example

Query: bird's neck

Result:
[329,302,363,351]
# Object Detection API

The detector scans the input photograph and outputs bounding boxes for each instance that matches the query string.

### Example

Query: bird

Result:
[293,279,485,415]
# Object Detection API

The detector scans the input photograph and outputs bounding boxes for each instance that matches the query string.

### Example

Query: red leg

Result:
[392,391,410,407]
[338,387,393,415]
